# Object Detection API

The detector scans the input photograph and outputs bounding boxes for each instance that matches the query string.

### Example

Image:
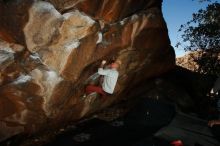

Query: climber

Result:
[85,59,121,97]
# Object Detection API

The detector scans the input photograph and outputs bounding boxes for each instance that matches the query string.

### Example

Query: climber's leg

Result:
[86,85,106,96]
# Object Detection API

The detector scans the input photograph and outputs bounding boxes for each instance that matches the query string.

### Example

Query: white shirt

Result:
[98,68,119,94]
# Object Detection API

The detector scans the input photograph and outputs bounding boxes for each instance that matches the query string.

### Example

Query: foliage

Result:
[177,1,220,75]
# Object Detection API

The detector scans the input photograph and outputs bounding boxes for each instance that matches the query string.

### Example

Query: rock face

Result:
[0,0,175,141]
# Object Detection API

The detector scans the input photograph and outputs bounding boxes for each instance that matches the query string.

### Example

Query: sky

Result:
[162,0,214,57]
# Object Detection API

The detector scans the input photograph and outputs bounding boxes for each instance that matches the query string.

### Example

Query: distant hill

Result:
[177,50,220,75]
[176,51,201,72]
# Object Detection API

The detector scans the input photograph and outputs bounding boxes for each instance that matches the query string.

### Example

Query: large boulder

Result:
[0,0,175,142]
